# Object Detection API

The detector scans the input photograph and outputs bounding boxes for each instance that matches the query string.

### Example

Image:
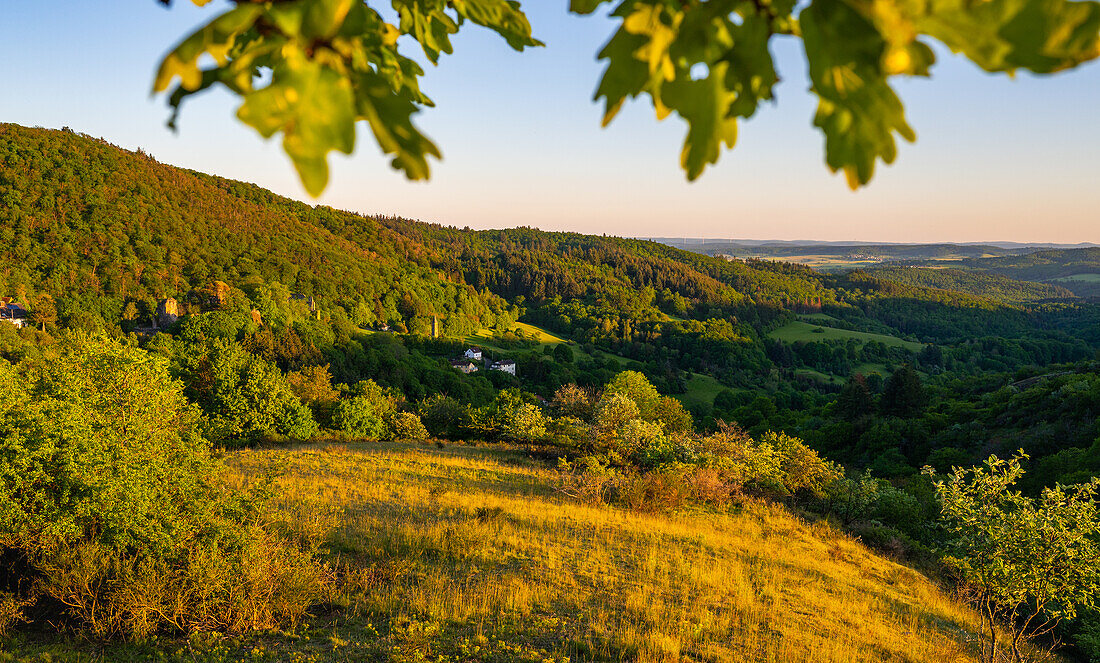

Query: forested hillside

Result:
[2,124,1097,410]
[864,266,1074,304]
[0,124,513,337]
[929,248,1100,297]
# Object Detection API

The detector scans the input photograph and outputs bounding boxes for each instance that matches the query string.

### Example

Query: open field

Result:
[794,368,843,385]
[232,443,988,662]
[769,321,925,352]
[768,255,884,272]
[467,321,569,349]
[0,441,1016,663]
[1049,273,1100,283]
[677,373,727,410]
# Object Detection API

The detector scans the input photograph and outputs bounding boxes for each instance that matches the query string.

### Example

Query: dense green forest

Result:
[864,266,1075,304]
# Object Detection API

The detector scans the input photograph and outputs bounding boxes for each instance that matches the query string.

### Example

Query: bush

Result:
[0,335,328,638]
[417,394,468,438]
[390,411,429,440]
[616,468,691,513]
[0,591,30,636]
[333,396,388,439]
[176,338,318,444]
[333,380,401,439]
[501,402,548,442]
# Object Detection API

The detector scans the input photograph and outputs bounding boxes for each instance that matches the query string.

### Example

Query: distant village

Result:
[2,289,520,378]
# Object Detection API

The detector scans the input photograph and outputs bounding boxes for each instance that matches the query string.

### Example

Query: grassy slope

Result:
[678,373,727,410]
[1051,273,1100,283]
[768,321,925,352]
[467,322,569,348]
[224,442,981,663]
[3,441,1001,662]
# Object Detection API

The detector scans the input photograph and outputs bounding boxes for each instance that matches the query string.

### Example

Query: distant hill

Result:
[863,266,1075,304]
[938,248,1100,297]
[649,239,1069,260]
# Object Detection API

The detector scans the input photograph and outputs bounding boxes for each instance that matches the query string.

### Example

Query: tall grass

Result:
[221,441,987,663]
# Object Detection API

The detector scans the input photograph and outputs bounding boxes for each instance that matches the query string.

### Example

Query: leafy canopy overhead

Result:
[155,0,1100,194]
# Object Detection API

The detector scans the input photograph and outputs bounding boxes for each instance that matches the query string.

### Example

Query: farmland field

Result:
[677,372,726,409]
[1050,273,1100,283]
[768,321,925,352]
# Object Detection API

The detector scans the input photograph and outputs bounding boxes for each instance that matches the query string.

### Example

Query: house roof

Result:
[0,301,27,319]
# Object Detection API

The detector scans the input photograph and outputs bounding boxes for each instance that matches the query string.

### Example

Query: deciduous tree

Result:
[927,453,1100,663]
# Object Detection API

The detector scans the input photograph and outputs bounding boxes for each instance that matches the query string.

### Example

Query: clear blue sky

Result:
[2,1,1098,242]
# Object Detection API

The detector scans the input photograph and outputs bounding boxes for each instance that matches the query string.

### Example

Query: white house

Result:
[490,359,516,376]
[450,359,479,374]
[464,347,483,361]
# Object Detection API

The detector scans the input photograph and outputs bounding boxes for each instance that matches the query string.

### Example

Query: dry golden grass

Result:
[220,440,987,663]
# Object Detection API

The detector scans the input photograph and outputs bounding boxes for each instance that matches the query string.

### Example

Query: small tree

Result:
[880,364,926,418]
[29,295,56,332]
[927,453,1100,663]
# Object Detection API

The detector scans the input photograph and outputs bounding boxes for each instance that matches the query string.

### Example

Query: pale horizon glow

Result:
[2,2,1098,244]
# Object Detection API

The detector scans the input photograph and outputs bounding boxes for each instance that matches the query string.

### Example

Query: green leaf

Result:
[392,0,460,64]
[802,0,915,189]
[237,49,357,197]
[353,69,442,180]
[451,0,544,50]
[661,62,739,180]
[569,0,614,14]
[914,0,1100,73]
[153,4,263,93]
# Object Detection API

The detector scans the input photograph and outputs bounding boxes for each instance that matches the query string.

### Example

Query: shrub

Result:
[557,456,617,506]
[501,402,548,442]
[760,431,842,495]
[0,591,30,636]
[333,380,402,439]
[417,394,467,438]
[550,383,596,420]
[176,338,318,444]
[333,396,388,439]
[603,370,660,419]
[389,411,429,440]
[653,395,694,434]
[616,468,691,513]
[692,467,733,506]
[287,364,339,425]
[591,393,639,440]
[0,335,328,638]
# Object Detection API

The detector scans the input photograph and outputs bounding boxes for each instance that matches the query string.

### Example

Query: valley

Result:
[1,124,1098,663]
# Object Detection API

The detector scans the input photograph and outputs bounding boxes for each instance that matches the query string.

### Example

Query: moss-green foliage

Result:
[0,335,327,638]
